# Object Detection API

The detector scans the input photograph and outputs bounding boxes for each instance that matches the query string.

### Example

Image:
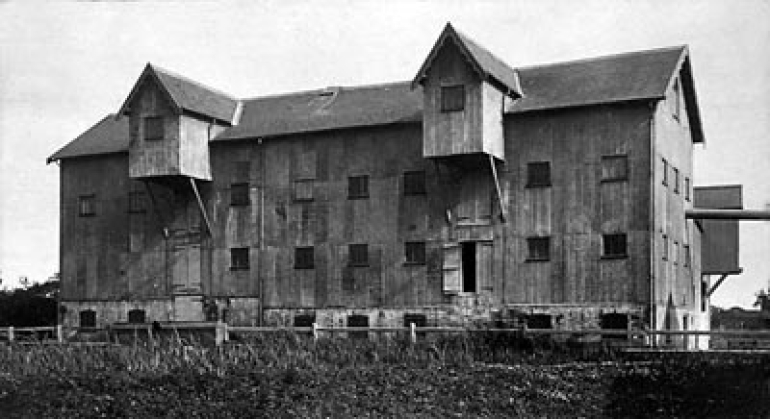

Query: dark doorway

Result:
[462,242,476,292]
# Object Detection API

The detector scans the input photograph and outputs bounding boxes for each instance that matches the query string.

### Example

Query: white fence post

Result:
[312,322,319,341]
[410,322,417,344]
[7,326,13,343]
[56,325,63,343]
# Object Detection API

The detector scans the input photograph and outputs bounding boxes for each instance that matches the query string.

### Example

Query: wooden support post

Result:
[189,178,214,238]
[215,321,228,346]
[489,154,506,222]
[312,323,319,341]
[7,326,13,343]
[707,273,731,297]
[410,322,417,344]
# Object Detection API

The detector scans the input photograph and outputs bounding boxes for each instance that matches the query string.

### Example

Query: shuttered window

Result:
[348,175,369,199]
[441,85,465,112]
[293,179,314,201]
[78,195,96,217]
[602,233,627,258]
[405,241,426,265]
[601,155,629,182]
[662,234,669,260]
[230,247,250,271]
[673,167,680,194]
[662,159,669,186]
[144,116,164,141]
[442,243,461,293]
[294,247,314,269]
[526,162,551,188]
[348,244,369,267]
[526,237,550,261]
[230,183,250,206]
[684,244,691,268]
[403,171,426,196]
[685,177,691,201]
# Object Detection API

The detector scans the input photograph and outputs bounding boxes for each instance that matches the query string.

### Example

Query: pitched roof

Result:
[47,114,128,163]
[511,45,704,143]
[513,46,685,112]
[118,63,239,124]
[51,44,705,159]
[216,82,422,141]
[412,23,522,97]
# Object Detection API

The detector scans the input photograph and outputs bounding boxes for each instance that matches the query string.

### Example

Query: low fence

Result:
[2,323,770,350]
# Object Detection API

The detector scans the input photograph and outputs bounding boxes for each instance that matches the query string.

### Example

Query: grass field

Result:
[0,333,768,418]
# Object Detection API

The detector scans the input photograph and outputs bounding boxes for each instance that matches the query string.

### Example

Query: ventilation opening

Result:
[79,310,96,328]
[462,242,476,292]
[526,314,552,329]
[347,314,369,340]
[128,309,146,324]
[601,313,628,340]
[294,314,316,328]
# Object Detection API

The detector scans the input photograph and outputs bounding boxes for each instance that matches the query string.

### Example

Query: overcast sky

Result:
[0,0,768,308]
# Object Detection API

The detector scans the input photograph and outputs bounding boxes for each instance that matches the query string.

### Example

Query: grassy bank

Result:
[0,334,768,418]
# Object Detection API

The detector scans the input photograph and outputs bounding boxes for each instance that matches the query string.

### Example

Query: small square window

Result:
[128,191,146,213]
[78,195,96,217]
[601,155,629,182]
[230,248,250,271]
[526,237,550,261]
[79,310,96,328]
[403,171,426,196]
[673,167,680,194]
[441,85,465,112]
[231,183,250,206]
[349,244,369,267]
[144,116,164,141]
[662,159,669,186]
[295,247,315,269]
[348,175,369,199]
[602,234,627,258]
[405,241,426,265]
[293,179,315,202]
[526,162,551,188]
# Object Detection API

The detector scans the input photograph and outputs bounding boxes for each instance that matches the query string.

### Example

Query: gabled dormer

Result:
[118,64,239,180]
[413,23,522,162]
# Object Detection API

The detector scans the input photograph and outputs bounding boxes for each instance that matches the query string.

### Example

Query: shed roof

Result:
[49,44,705,160]
[117,63,239,124]
[47,114,128,163]
[412,23,522,97]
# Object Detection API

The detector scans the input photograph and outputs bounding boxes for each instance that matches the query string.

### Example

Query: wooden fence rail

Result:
[2,323,770,348]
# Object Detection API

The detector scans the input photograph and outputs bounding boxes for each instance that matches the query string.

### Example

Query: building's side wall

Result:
[652,74,706,346]
[60,155,130,302]
[128,81,181,178]
[502,104,653,328]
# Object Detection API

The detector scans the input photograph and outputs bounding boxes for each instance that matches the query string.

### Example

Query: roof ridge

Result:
[148,63,238,101]
[517,45,687,71]
[242,80,411,102]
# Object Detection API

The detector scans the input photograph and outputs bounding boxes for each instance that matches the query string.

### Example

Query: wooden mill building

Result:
[49,24,715,341]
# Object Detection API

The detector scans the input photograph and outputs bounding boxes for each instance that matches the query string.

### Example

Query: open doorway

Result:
[462,242,476,292]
